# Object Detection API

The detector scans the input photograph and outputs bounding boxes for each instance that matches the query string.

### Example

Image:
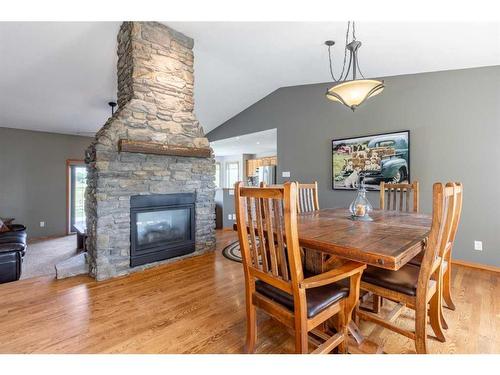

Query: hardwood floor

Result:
[0,230,498,354]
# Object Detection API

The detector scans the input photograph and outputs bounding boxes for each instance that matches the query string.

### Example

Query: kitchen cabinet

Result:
[246,156,277,177]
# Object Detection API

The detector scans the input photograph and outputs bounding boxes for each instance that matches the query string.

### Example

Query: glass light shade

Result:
[326,79,384,110]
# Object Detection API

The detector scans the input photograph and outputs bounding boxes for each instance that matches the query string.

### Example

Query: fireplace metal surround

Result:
[130,193,195,267]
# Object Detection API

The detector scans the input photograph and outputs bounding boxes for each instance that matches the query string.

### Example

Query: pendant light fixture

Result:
[325,21,384,111]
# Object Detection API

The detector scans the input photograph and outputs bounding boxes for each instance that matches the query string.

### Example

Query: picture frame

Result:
[332,130,410,191]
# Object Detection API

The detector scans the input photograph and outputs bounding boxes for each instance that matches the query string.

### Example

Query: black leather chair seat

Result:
[361,264,421,296]
[408,251,424,266]
[255,280,349,318]
[409,254,448,271]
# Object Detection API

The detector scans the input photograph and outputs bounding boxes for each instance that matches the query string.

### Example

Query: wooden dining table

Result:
[296,207,432,352]
[297,208,432,271]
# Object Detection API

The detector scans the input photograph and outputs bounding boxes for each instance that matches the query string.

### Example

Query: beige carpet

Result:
[22,235,78,279]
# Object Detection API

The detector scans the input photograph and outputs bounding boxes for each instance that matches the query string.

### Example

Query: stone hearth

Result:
[85,22,215,281]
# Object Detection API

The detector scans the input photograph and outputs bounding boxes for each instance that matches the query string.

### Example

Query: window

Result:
[226,162,240,188]
[67,161,87,233]
[214,162,221,188]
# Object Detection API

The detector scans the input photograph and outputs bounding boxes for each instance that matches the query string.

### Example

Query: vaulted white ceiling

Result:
[211,128,277,157]
[0,22,499,136]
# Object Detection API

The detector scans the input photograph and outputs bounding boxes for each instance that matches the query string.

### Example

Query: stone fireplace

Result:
[85,22,215,281]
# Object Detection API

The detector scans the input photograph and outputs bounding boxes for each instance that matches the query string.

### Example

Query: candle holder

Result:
[349,175,373,222]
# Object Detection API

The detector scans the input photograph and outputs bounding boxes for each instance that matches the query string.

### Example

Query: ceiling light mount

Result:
[325,21,384,111]
[108,101,117,115]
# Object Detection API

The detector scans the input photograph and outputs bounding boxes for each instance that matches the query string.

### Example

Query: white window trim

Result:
[214,162,221,188]
[225,161,240,188]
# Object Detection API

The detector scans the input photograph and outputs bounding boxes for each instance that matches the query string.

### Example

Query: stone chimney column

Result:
[85,22,215,280]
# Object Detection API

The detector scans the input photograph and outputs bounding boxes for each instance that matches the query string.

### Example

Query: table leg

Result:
[348,321,365,344]
[302,247,383,353]
[76,232,84,251]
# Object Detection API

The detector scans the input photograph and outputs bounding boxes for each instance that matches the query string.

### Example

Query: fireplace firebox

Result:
[130,193,195,267]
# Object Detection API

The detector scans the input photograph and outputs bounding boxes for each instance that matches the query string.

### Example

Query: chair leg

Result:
[354,302,360,326]
[372,294,381,314]
[337,305,348,354]
[245,304,257,353]
[295,327,309,354]
[415,302,428,354]
[429,288,446,343]
[440,304,449,330]
[442,260,456,311]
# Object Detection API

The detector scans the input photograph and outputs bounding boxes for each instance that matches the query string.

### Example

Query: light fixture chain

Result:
[341,21,351,80]
[355,53,367,79]
[351,20,366,78]
[327,21,351,82]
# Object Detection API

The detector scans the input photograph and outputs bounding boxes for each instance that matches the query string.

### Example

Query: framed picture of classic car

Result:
[332,130,410,191]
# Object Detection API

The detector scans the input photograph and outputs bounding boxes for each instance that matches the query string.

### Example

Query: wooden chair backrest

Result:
[380,181,420,213]
[260,181,319,214]
[297,181,320,213]
[447,182,463,250]
[417,182,457,293]
[235,181,303,291]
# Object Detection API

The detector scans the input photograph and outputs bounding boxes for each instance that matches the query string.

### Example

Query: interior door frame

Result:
[66,159,86,235]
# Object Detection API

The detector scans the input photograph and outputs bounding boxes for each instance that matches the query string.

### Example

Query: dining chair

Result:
[259,181,320,213]
[260,180,325,273]
[234,181,366,354]
[371,180,419,313]
[356,182,458,354]
[296,181,320,213]
[380,181,419,213]
[440,183,462,312]
[409,182,463,329]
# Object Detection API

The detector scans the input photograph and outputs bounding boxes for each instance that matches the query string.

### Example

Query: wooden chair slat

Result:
[380,181,419,213]
[387,188,391,210]
[273,198,289,281]
[263,197,279,276]
[406,188,410,212]
[254,196,269,273]
[246,197,260,269]
[399,188,404,211]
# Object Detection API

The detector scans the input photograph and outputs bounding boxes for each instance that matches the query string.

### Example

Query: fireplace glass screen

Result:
[136,208,190,247]
[130,193,196,267]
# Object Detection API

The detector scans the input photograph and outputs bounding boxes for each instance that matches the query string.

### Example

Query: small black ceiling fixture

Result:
[108,101,117,115]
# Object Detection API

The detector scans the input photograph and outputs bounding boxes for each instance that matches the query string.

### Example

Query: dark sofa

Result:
[0,224,27,283]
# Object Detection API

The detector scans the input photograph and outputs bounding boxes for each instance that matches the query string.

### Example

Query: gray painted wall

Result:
[0,127,91,238]
[208,66,500,267]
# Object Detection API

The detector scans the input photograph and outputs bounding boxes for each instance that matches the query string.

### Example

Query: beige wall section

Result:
[208,66,500,267]
[0,127,91,238]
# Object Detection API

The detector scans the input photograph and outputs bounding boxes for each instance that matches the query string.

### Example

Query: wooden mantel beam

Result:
[118,139,212,158]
